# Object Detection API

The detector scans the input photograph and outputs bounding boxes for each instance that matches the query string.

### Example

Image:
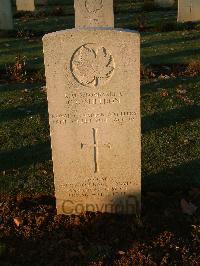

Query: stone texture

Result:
[43,29,141,215]
[16,0,47,11]
[178,0,200,22]
[16,0,35,11]
[74,0,114,28]
[0,0,13,30]
[154,0,175,7]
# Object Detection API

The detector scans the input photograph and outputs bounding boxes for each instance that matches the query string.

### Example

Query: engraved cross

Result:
[190,0,192,14]
[81,128,111,173]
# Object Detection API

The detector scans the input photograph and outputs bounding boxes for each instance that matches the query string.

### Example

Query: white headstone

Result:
[74,0,114,28]
[16,0,47,11]
[16,0,35,11]
[43,28,141,215]
[0,0,13,30]
[178,0,200,22]
[155,0,175,8]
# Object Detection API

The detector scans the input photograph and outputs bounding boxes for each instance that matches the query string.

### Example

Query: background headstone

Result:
[43,29,141,215]
[16,0,35,11]
[154,0,175,8]
[0,0,13,30]
[74,0,114,28]
[16,0,47,11]
[178,0,200,22]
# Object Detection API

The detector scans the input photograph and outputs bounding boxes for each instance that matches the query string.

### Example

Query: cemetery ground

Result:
[0,1,200,265]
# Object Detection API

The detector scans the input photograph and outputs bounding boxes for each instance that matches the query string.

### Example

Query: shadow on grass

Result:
[0,83,42,92]
[142,34,200,48]
[0,45,42,62]
[143,159,200,192]
[0,141,51,171]
[142,77,200,93]
[0,101,47,122]
[142,47,200,64]
[17,16,75,35]
[142,104,200,134]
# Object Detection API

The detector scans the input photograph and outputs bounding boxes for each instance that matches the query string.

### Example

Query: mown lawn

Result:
[0,0,200,196]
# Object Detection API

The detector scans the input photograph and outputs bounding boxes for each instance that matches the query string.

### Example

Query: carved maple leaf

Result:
[85,0,103,13]
[71,44,115,87]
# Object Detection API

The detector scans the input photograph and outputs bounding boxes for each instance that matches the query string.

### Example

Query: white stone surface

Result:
[178,0,200,22]
[0,0,13,30]
[16,0,35,11]
[74,0,114,28]
[43,28,141,215]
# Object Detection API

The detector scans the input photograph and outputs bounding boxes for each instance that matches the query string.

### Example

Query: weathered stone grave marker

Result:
[16,0,47,12]
[0,0,13,30]
[178,0,200,22]
[16,0,35,11]
[43,0,141,215]
[74,0,114,28]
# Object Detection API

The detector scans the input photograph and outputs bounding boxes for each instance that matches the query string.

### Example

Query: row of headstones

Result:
[13,0,200,23]
[0,0,47,30]
[153,0,200,23]
[16,0,47,12]
[161,0,200,23]
[0,0,200,30]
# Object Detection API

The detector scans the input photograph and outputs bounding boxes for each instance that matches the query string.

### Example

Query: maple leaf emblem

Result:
[85,0,103,13]
[71,44,115,87]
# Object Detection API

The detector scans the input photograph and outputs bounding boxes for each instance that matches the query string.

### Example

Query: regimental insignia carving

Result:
[85,0,103,13]
[71,43,115,88]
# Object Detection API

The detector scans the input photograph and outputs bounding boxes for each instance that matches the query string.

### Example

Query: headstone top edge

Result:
[42,28,140,41]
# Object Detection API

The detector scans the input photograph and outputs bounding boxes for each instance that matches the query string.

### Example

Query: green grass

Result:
[1,30,200,72]
[142,77,200,191]
[0,37,43,70]
[142,30,200,64]
[1,27,200,70]
[0,83,53,195]
[0,1,200,196]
